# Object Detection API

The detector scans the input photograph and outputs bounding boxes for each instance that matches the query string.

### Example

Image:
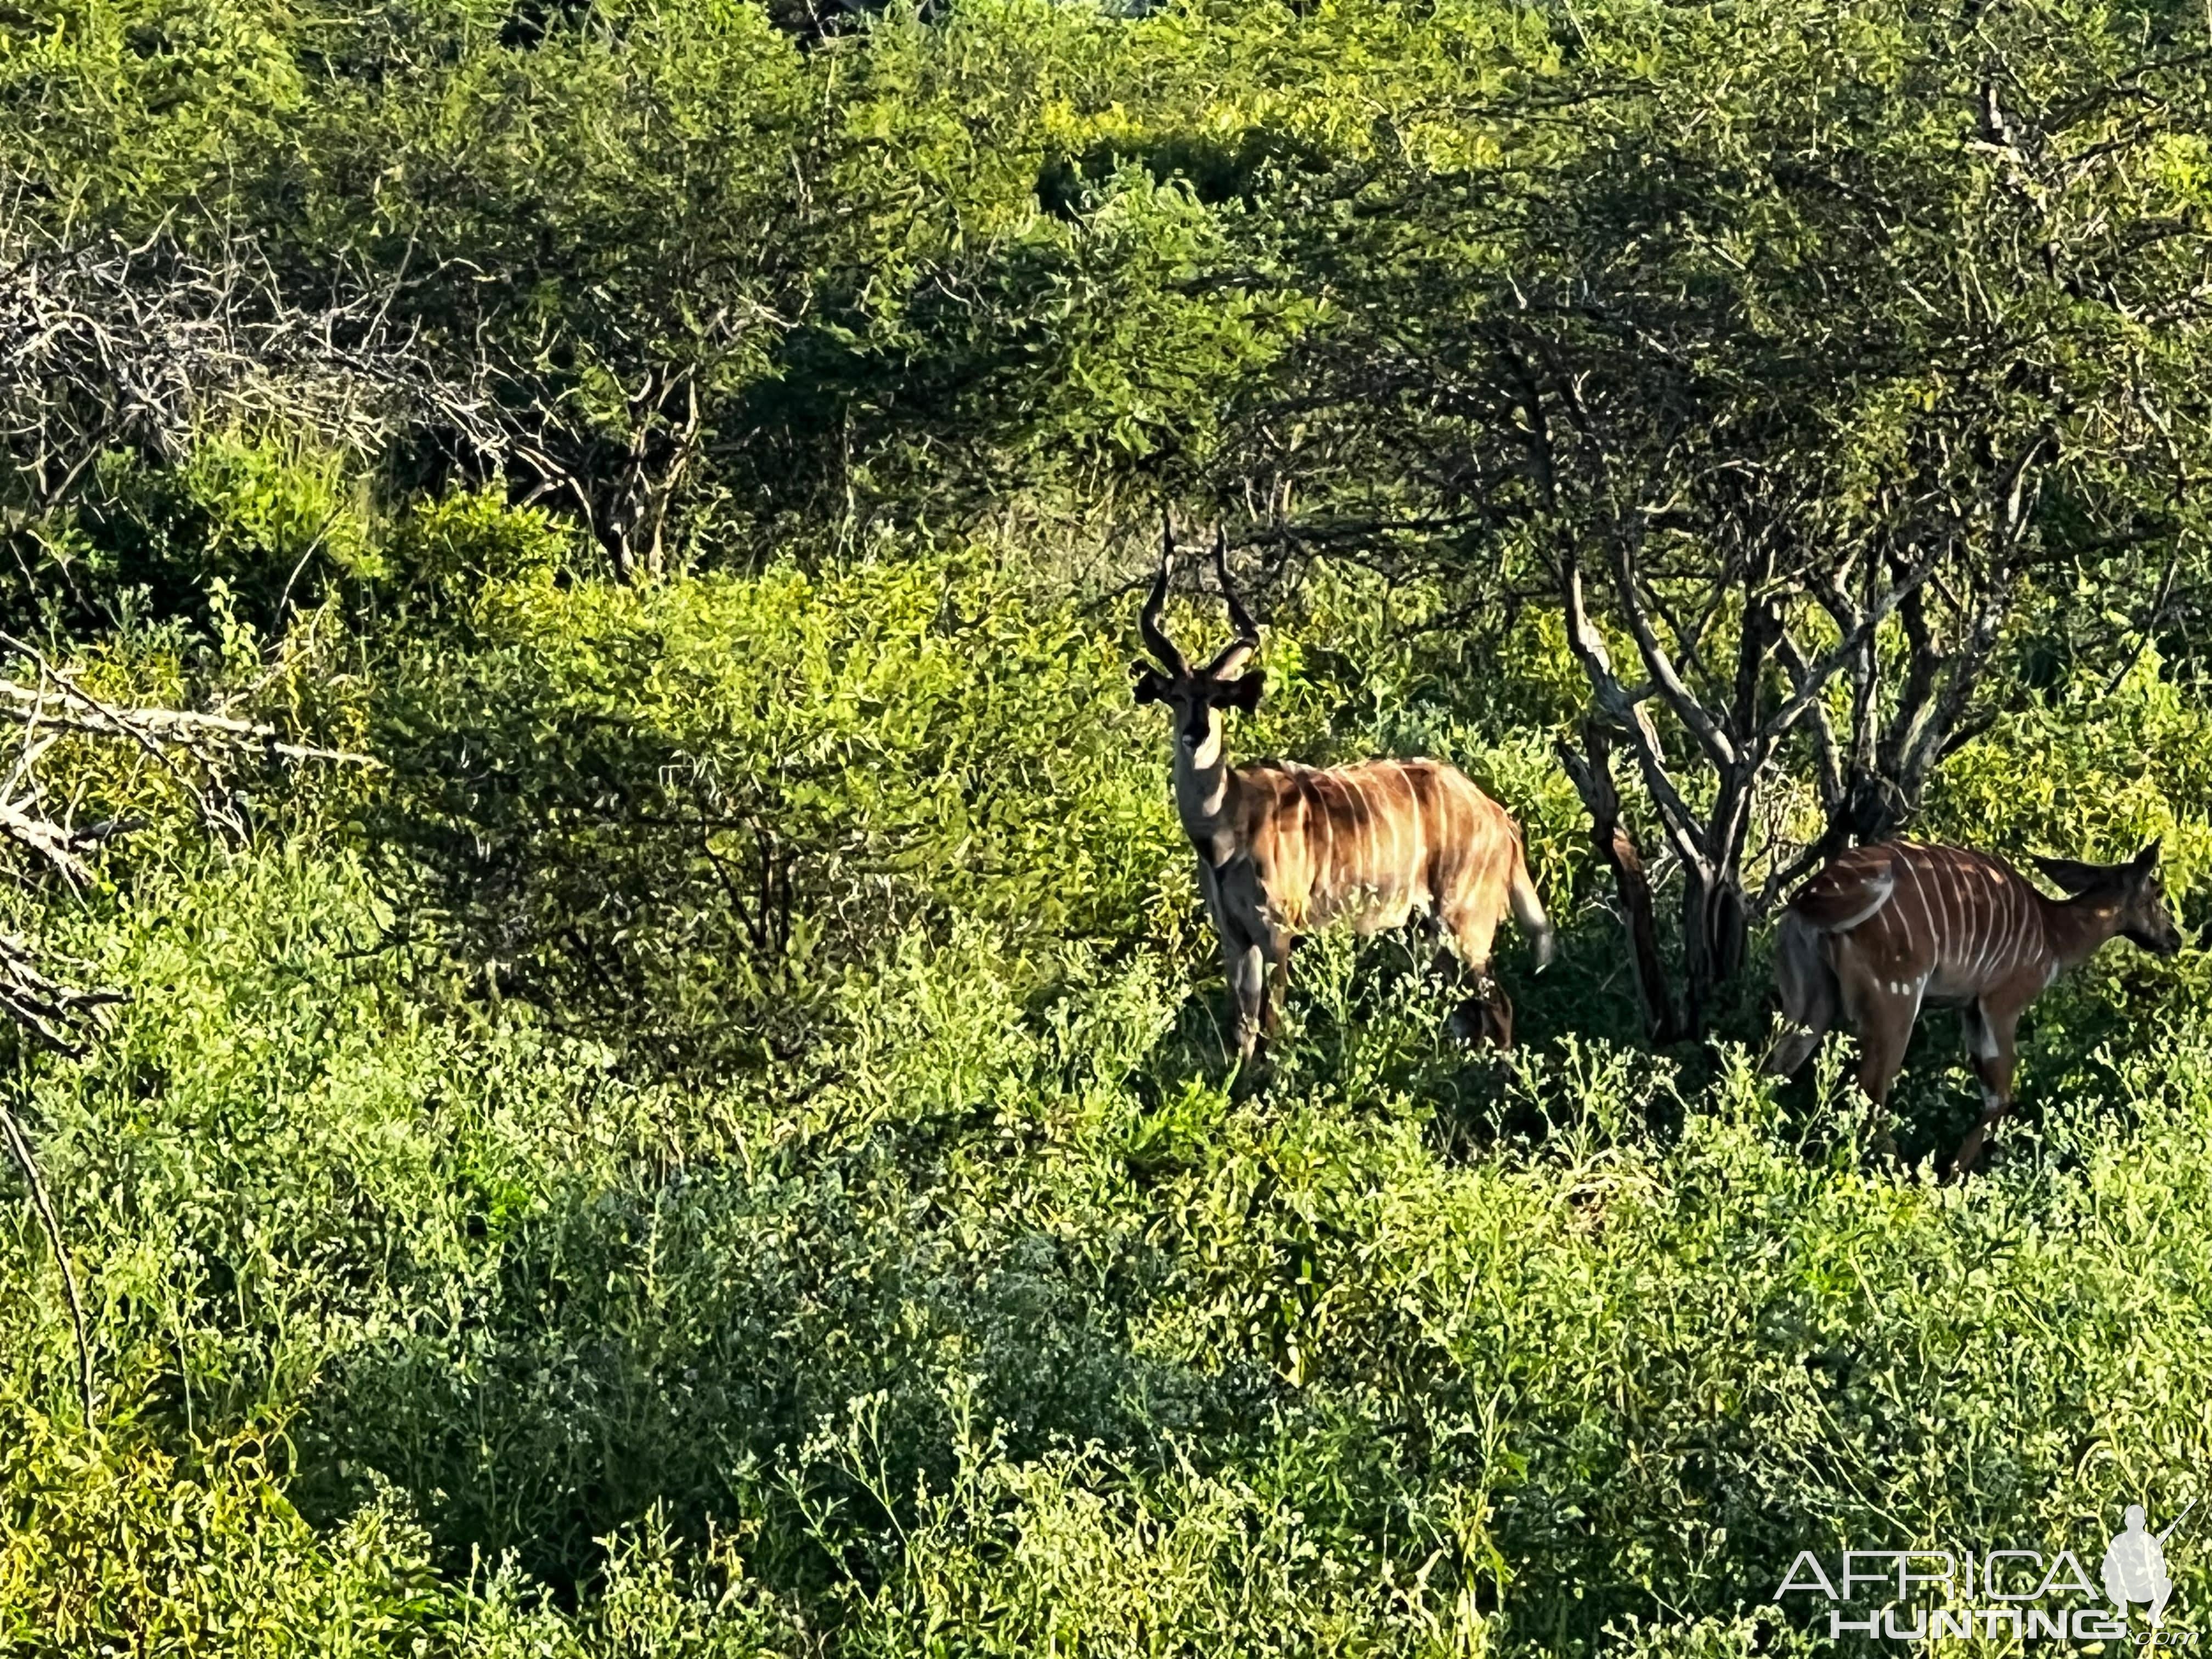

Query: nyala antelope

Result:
[1766,838,2181,1173]
[1131,524,1553,1062]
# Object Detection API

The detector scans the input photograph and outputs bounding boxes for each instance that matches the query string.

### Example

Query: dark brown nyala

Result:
[1766,838,2181,1172]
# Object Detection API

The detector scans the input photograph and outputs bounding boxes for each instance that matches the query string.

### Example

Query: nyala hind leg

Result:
[1765,915,1839,1078]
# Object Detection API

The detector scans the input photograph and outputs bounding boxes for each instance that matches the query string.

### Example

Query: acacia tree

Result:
[1229,0,2212,1034]
[2,0,823,584]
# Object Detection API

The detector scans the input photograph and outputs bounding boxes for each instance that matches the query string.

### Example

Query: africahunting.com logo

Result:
[1776,1501,2195,1645]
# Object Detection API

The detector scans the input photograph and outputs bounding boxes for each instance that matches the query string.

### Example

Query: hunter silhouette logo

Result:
[2104,1500,2194,1637]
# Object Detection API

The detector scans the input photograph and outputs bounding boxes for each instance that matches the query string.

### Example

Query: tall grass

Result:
[3,534,2208,1654]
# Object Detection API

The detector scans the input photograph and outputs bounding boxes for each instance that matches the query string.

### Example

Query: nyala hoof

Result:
[1944,1138,2002,1182]
[1226,1049,1273,1099]
[1449,994,1514,1051]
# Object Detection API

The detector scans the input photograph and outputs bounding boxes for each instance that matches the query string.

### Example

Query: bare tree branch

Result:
[0,1088,97,1431]
[0,632,377,1439]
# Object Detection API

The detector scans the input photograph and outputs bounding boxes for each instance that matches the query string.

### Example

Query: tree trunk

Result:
[1680,868,1747,1037]
[1557,724,1681,1043]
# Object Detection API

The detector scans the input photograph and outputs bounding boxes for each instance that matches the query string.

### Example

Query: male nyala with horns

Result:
[1767,838,2182,1173]
[1131,520,1553,1063]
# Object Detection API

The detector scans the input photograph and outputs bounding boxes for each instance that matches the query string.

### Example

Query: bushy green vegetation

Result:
[7,0,2212,1653]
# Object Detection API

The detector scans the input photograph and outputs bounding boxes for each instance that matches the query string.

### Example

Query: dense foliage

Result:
[5,0,2212,1652]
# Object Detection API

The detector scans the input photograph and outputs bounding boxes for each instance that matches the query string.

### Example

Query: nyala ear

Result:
[1132,664,1171,705]
[2134,837,2164,874]
[1216,672,1265,713]
[2032,854,2108,896]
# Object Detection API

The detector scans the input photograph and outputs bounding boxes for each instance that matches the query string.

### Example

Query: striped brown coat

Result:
[1132,526,1551,1060]
[1767,837,2179,1172]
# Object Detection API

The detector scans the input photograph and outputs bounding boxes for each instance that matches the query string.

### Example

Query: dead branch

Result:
[0,1088,97,1430]
[0,633,375,1440]
[0,212,509,522]
[0,680,382,768]
[1,208,776,579]
[0,934,123,1056]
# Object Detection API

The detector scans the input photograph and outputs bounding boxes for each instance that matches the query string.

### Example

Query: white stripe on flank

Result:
[1901,856,1938,969]
[1404,770,1424,902]
[1983,872,2006,976]
[1368,771,1392,897]
[1389,766,1416,901]
[1964,866,1989,980]
[1922,857,1946,982]
[1964,862,1982,982]
[1985,887,2005,979]
[1933,856,1959,960]
[1341,771,1366,900]
[1318,777,1338,902]
[1363,771,1386,896]
[1368,770,1394,900]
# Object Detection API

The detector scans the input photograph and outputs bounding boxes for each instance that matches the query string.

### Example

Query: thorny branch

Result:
[0,210,755,580]
[0,632,379,1434]
[0,213,508,523]
[0,1091,95,1429]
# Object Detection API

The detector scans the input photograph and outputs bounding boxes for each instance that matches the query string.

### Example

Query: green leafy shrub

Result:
[362,538,1184,1070]
[7,431,375,635]
[6,1,2212,1654]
